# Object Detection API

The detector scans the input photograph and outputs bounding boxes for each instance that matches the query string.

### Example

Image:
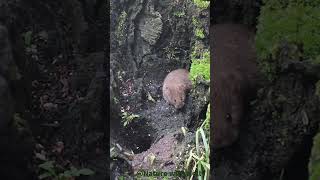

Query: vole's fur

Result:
[211,24,259,148]
[163,69,192,109]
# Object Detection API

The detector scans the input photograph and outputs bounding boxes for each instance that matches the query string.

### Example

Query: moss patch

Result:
[189,0,210,84]
[190,48,210,83]
[256,0,320,79]
[193,0,210,9]
[195,28,205,39]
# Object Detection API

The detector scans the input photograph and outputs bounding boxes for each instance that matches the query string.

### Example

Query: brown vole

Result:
[211,24,258,148]
[163,69,192,109]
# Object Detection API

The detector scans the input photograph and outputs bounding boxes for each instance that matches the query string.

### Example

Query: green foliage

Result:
[195,28,205,39]
[309,131,320,180]
[185,104,210,180]
[203,104,210,133]
[190,1,210,83]
[121,111,140,127]
[38,160,94,180]
[256,0,320,79]
[192,17,200,27]
[193,0,210,9]
[190,49,210,83]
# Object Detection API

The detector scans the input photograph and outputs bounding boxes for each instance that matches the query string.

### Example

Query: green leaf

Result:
[60,170,73,178]
[200,161,210,170]
[38,161,55,171]
[69,166,79,176]
[199,128,209,154]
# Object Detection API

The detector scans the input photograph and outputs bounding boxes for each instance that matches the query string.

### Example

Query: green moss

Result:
[192,17,200,27]
[195,28,205,39]
[256,0,320,79]
[193,0,210,9]
[190,49,210,83]
[309,131,320,180]
[190,0,210,84]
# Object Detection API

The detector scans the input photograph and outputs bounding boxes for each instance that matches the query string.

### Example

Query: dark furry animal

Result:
[211,23,258,148]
